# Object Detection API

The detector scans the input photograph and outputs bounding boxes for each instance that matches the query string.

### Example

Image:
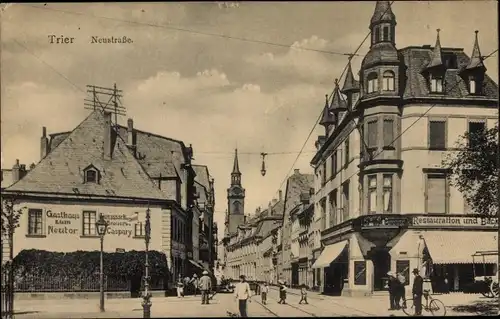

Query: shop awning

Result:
[311,240,347,269]
[389,231,423,258]
[189,259,205,270]
[423,231,497,264]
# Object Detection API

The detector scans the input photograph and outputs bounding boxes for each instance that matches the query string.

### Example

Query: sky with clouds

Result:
[1,1,498,239]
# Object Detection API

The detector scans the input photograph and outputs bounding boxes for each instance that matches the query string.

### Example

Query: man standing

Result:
[191,274,199,297]
[386,271,397,310]
[234,275,252,317]
[199,270,212,305]
[412,268,424,316]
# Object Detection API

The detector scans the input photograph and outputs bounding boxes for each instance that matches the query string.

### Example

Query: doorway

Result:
[372,249,391,291]
[291,263,299,287]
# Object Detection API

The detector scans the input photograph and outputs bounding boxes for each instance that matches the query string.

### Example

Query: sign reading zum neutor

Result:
[358,215,498,230]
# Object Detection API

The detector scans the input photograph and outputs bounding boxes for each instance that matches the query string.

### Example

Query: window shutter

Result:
[426,175,446,213]
[429,121,446,149]
[367,121,378,148]
[383,119,394,147]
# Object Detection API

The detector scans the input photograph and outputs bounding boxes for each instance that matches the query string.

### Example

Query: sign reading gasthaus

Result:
[411,216,498,228]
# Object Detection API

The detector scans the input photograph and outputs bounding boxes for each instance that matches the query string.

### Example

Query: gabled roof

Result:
[400,46,498,99]
[424,29,444,70]
[5,111,169,200]
[464,31,485,71]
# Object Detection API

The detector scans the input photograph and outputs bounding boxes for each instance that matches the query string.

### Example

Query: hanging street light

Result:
[142,207,152,318]
[260,153,268,176]
[95,213,109,312]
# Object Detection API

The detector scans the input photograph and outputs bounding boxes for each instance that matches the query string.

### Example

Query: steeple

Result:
[319,94,335,127]
[231,148,241,185]
[330,79,348,113]
[425,29,444,70]
[369,1,397,47]
[465,30,486,71]
[341,58,360,94]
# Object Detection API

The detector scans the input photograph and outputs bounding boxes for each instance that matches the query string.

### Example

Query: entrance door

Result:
[291,263,299,287]
[372,250,391,291]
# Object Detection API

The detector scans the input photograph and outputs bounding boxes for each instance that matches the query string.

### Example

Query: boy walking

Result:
[298,284,309,304]
[260,282,269,304]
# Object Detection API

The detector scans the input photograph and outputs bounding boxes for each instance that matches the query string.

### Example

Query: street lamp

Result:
[95,213,109,312]
[142,207,152,318]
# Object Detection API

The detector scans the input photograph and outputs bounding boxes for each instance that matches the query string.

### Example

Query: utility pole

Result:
[84,84,126,129]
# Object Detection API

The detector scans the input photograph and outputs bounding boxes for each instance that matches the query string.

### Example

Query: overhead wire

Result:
[272,1,396,200]
[338,47,499,186]
[20,3,361,57]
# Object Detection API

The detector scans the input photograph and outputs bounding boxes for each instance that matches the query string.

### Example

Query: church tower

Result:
[226,149,245,234]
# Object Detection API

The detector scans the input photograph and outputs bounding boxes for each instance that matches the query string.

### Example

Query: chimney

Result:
[40,127,50,160]
[294,169,300,175]
[103,112,112,160]
[12,159,20,183]
[268,201,272,212]
[279,190,283,201]
[19,164,27,180]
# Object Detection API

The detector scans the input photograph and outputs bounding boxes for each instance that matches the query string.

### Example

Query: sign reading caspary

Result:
[44,211,136,237]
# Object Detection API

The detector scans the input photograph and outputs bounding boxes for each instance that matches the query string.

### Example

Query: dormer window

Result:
[83,165,99,184]
[468,75,483,95]
[382,71,395,91]
[367,73,378,93]
[382,26,390,41]
[429,74,443,93]
[469,77,476,94]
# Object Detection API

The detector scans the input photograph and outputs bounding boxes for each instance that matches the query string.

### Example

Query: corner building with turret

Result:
[310,1,498,297]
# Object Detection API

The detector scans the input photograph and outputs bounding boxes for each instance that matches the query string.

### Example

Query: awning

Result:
[189,259,205,270]
[311,240,348,269]
[389,231,423,258]
[423,231,497,264]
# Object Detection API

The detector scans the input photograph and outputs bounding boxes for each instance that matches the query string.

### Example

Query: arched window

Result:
[374,26,380,43]
[367,73,378,93]
[382,26,390,42]
[382,71,395,91]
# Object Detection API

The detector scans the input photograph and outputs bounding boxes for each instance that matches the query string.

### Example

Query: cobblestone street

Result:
[11,289,496,318]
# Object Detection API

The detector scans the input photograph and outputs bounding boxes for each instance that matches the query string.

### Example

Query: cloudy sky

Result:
[1,1,498,239]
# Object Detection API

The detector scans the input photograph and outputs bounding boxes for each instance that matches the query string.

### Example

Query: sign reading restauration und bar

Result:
[411,215,498,229]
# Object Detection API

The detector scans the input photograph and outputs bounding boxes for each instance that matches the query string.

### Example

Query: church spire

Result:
[465,30,486,71]
[425,29,444,70]
[231,148,241,185]
[370,1,396,27]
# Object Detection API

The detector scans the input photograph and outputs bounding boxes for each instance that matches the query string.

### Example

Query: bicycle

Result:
[401,291,447,316]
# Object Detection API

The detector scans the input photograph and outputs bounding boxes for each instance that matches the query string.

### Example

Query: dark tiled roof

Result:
[425,31,444,70]
[5,111,169,200]
[319,94,335,127]
[341,61,360,93]
[465,31,485,71]
[49,132,72,150]
[283,173,314,219]
[400,46,498,99]
[362,42,399,68]
[330,80,348,112]
[193,165,210,190]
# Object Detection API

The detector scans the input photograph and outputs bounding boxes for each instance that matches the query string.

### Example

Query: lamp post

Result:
[95,213,109,312]
[142,207,152,318]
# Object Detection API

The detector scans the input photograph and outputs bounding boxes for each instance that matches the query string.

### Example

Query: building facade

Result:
[1,110,216,290]
[310,1,498,297]
[280,169,314,287]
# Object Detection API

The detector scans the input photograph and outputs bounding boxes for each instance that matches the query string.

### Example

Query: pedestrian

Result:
[191,274,199,297]
[298,284,308,304]
[394,272,406,310]
[386,271,397,310]
[176,276,185,298]
[278,281,287,304]
[184,276,191,295]
[199,270,212,305]
[234,275,252,317]
[412,268,423,316]
[260,282,268,305]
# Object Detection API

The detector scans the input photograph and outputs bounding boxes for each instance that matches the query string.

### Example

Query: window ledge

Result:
[25,234,46,238]
[80,235,100,239]
[428,147,446,151]
[134,235,146,239]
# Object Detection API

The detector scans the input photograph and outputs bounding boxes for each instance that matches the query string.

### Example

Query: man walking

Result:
[191,274,199,297]
[412,268,424,316]
[234,275,252,317]
[199,270,212,305]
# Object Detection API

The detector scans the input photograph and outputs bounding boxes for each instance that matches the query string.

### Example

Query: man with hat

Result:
[199,270,212,305]
[234,275,252,317]
[412,268,424,316]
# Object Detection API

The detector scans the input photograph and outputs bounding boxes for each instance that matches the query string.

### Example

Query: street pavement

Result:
[12,288,494,318]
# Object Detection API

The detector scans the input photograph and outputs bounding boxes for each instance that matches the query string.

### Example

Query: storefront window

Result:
[368,176,377,214]
[354,261,367,285]
[396,260,410,285]
[383,175,393,213]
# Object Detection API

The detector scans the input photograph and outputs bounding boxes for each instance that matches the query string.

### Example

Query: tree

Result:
[443,125,499,216]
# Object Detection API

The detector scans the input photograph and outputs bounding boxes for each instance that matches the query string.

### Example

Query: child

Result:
[298,284,308,304]
[278,282,287,304]
[261,282,269,304]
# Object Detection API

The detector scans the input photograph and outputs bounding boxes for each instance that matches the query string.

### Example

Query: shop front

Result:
[318,214,498,297]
